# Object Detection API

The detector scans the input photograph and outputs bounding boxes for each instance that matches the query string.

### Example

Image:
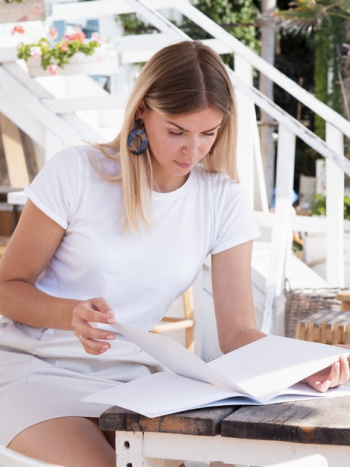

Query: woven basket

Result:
[284,288,343,338]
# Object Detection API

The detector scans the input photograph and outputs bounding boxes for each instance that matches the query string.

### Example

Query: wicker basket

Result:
[284,288,343,338]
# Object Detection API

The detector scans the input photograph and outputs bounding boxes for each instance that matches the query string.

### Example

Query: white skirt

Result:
[0,319,165,446]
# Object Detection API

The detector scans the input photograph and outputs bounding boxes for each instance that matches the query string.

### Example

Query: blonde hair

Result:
[95,40,238,231]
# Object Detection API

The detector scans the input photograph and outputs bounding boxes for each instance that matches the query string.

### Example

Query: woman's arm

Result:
[0,201,116,352]
[211,240,350,391]
[211,240,265,353]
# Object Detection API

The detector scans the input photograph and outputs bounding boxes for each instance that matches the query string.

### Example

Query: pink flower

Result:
[11,25,25,35]
[63,30,86,43]
[63,33,76,42]
[91,32,104,44]
[48,26,58,40]
[48,64,59,76]
[60,42,68,52]
[75,31,86,43]
[30,46,42,59]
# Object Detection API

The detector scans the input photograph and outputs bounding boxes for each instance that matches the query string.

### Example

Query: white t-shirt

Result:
[24,146,259,331]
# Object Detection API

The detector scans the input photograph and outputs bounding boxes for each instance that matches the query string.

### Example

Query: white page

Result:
[209,335,350,403]
[82,372,241,417]
[82,371,350,418]
[105,321,250,395]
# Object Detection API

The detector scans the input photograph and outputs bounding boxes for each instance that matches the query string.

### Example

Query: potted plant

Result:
[17,27,118,76]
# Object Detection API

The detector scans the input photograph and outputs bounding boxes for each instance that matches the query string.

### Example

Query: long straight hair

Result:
[94,40,238,231]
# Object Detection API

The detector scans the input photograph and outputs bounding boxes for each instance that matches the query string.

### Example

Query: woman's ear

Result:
[136,100,145,119]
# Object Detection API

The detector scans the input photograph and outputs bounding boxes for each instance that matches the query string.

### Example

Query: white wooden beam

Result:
[227,70,350,177]
[0,87,44,146]
[326,123,345,287]
[3,62,53,99]
[235,55,254,205]
[261,125,296,335]
[62,114,108,144]
[254,211,350,234]
[125,0,189,42]
[120,37,233,64]
[0,46,17,63]
[252,107,269,213]
[0,65,83,146]
[118,431,350,467]
[51,0,175,21]
[42,95,129,113]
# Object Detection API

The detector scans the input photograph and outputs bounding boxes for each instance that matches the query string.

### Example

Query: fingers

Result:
[74,297,116,326]
[79,335,113,355]
[336,355,350,387]
[71,298,116,355]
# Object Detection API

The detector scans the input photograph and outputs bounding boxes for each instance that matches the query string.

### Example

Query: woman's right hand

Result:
[71,297,116,355]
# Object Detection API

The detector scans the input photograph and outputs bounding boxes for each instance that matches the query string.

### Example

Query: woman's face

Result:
[139,104,223,193]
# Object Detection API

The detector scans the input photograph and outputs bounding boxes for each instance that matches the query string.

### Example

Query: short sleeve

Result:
[24,147,81,229]
[210,181,260,255]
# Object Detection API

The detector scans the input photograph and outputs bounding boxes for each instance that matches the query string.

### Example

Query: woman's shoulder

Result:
[192,164,243,196]
[47,145,120,178]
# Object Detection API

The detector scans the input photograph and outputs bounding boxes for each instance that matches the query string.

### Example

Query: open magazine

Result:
[82,321,350,417]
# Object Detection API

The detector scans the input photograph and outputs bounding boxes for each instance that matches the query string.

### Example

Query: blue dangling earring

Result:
[127,119,149,156]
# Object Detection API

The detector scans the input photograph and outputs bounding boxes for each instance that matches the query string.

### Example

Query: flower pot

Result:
[26,46,119,77]
[0,0,46,23]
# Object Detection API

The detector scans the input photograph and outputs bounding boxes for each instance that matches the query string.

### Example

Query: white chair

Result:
[266,454,328,467]
[0,445,65,467]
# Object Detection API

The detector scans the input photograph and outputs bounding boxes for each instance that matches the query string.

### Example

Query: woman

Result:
[0,41,348,466]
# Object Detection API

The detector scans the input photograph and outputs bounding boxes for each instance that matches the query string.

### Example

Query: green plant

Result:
[17,33,100,75]
[310,193,326,216]
[276,0,349,139]
[310,193,350,220]
[4,0,23,3]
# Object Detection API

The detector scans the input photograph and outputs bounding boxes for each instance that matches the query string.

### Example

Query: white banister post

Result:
[261,125,296,335]
[326,122,345,287]
[234,54,255,206]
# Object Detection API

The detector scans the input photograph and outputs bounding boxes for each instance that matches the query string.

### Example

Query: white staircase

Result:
[1,0,349,347]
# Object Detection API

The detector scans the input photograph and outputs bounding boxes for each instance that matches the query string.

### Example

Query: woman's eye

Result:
[204,132,215,137]
[169,131,183,136]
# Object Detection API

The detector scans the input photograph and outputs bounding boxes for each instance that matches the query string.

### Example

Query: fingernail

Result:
[107,310,114,316]
[335,362,340,371]
[102,344,109,350]
[107,318,116,324]
[106,334,115,340]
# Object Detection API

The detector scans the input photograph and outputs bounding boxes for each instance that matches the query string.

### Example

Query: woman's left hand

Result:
[305,350,350,392]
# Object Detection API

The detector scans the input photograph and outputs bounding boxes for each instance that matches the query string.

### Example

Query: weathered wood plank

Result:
[221,395,350,445]
[20,129,38,182]
[0,113,30,188]
[0,125,9,187]
[100,406,236,436]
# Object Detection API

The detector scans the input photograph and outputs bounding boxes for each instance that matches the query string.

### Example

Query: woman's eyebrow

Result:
[165,121,222,132]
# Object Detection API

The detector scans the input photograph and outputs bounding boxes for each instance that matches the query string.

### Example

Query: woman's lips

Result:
[175,161,193,169]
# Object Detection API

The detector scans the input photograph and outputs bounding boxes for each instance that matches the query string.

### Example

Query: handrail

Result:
[175,0,350,138]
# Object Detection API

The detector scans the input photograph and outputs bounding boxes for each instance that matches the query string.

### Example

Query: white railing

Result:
[0,0,348,334]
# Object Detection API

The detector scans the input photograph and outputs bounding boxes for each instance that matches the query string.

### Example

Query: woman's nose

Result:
[182,137,199,155]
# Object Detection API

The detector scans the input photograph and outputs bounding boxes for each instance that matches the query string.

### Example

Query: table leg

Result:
[115,431,183,467]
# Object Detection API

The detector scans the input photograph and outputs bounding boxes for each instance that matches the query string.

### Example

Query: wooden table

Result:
[99,393,350,467]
